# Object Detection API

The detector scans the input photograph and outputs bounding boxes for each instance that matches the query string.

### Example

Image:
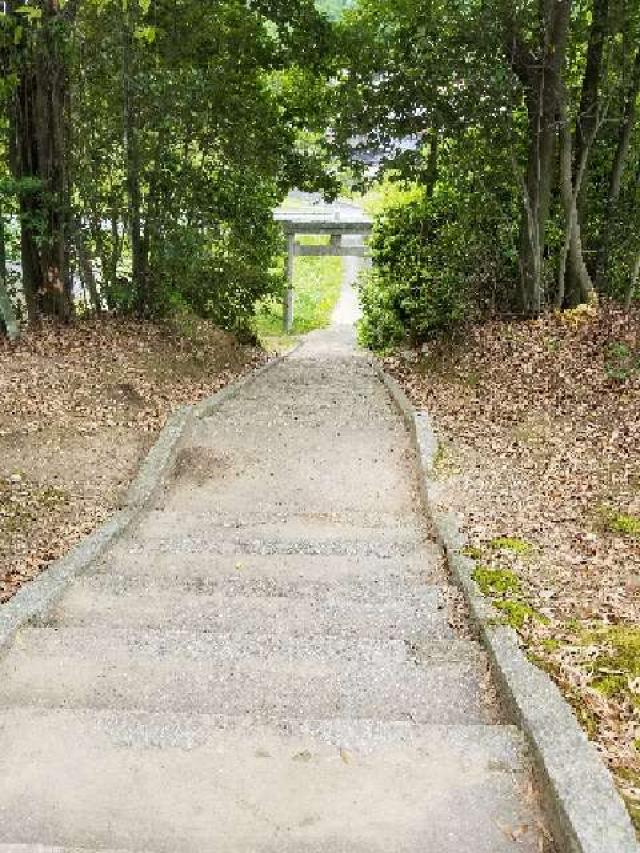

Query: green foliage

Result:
[0,0,338,330]
[336,0,640,331]
[358,187,469,349]
[315,0,352,20]
[359,161,517,350]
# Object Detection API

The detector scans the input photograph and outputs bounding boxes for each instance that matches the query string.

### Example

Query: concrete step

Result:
[11,626,486,668]
[0,644,491,722]
[130,510,431,540]
[0,709,546,852]
[44,584,453,639]
[94,548,444,586]
[110,528,430,559]
[72,572,449,609]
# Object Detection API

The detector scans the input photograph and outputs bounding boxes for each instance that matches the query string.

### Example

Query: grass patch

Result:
[490,536,534,555]
[254,235,343,347]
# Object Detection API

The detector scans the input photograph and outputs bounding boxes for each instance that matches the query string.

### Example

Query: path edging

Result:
[0,350,291,658]
[378,366,639,853]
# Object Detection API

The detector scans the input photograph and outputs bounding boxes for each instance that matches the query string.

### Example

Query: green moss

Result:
[0,478,69,536]
[431,443,461,479]
[473,565,521,596]
[461,545,483,560]
[541,638,561,652]
[587,625,640,702]
[607,513,640,538]
[490,536,534,555]
[493,599,548,630]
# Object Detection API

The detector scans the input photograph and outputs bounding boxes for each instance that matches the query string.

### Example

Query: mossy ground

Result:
[0,476,69,537]
[490,536,534,555]
[586,626,640,705]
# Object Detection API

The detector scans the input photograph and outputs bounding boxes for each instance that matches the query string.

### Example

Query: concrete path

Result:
[0,275,551,850]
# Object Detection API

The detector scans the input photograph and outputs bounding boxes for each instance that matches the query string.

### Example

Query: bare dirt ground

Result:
[0,317,266,603]
[385,301,640,829]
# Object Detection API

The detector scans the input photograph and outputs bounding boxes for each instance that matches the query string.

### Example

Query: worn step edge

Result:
[11,626,484,666]
[0,354,288,662]
[0,847,137,853]
[378,365,640,853]
[0,707,526,763]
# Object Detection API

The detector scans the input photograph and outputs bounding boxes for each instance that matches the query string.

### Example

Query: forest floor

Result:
[0,317,267,604]
[385,300,640,828]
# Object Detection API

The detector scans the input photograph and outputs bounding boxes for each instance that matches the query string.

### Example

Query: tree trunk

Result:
[424,126,439,197]
[625,249,640,311]
[597,47,640,288]
[122,4,148,315]
[9,1,74,323]
[74,219,102,315]
[0,208,19,340]
[507,0,573,315]
[558,81,596,307]
[565,0,609,299]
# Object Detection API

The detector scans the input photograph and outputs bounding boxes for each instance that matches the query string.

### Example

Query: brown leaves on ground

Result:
[385,300,640,827]
[0,316,267,603]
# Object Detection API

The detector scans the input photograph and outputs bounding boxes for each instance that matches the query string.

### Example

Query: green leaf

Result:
[14,4,43,20]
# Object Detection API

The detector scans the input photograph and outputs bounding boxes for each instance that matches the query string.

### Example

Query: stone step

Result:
[94,548,444,586]
[0,643,490,722]
[11,627,485,669]
[111,529,430,560]
[73,571,449,609]
[44,584,452,639]
[0,710,546,853]
[130,510,431,539]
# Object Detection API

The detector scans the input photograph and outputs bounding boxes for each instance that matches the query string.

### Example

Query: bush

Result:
[359,187,472,350]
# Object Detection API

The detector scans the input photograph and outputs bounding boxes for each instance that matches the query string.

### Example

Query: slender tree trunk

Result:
[424,126,439,197]
[565,0,609,299]
[558,81,596,307]
[122,4,147,315]
[507,0,573,315]
[625,249,640,311]
[9,1,74,323]
[0,208,19,340]
[597,47,640,287]
[73,219,102,315]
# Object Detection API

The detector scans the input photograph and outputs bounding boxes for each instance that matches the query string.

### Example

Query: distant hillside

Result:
[315,0,352,20]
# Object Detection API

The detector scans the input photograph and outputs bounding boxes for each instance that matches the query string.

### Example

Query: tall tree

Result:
[7,0,77,322]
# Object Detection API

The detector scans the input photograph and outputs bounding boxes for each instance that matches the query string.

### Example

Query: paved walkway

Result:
[0,274,550,850]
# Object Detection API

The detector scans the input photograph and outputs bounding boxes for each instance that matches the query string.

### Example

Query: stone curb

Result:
[0,349,293,660]
[377,366,639,853]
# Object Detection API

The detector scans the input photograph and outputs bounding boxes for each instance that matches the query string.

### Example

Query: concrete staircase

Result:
[0,335,551,851]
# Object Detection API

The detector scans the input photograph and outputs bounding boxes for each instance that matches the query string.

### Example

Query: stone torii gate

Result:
[274,211,373,333]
